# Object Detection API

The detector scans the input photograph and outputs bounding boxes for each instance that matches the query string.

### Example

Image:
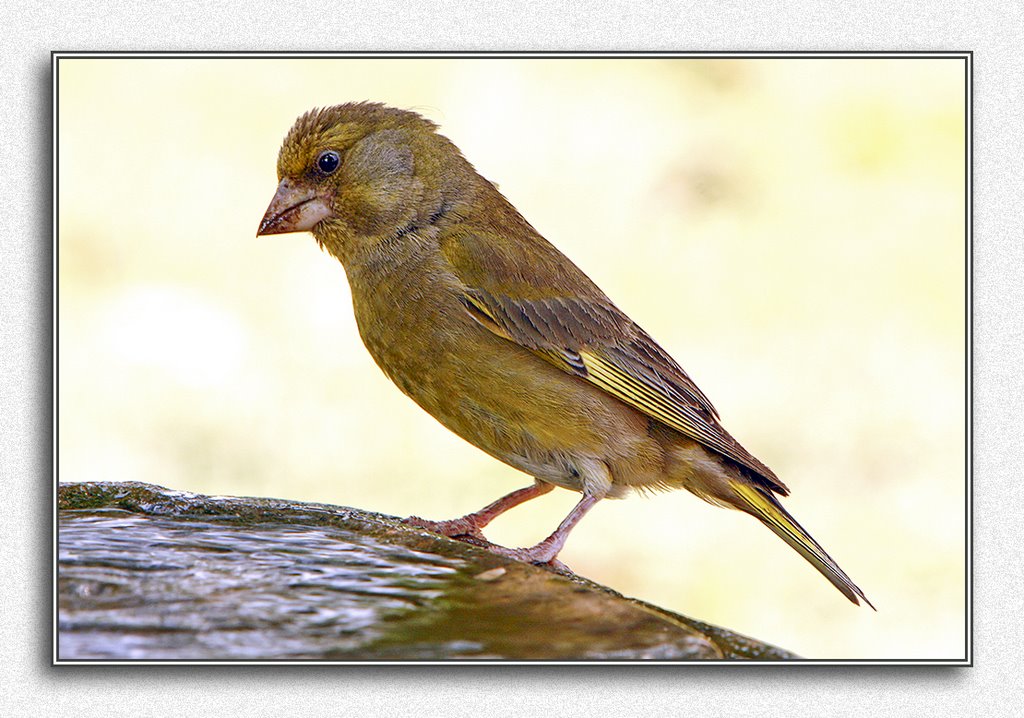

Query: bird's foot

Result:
[483,541,572,573]
[402,515,487,541]
[402,516,571,572]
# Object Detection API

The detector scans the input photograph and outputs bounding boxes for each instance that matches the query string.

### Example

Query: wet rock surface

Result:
[57,481,797,661]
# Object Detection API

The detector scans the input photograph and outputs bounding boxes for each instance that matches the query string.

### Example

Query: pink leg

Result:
[490,492,602,566]
[403,480,554,538]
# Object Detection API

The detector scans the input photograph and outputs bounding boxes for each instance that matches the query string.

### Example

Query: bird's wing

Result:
[456,285,786,494]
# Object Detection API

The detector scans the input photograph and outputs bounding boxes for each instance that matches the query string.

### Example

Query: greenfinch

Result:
[258,102,872,608]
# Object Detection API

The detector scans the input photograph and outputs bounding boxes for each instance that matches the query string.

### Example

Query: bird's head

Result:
[257,102,473,262]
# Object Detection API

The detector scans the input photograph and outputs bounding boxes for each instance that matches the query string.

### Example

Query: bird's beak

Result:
[257,179,333,236]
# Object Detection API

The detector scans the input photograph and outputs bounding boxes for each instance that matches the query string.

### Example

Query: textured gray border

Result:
[4,1,1020,715]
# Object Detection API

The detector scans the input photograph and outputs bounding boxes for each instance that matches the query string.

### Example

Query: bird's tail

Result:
[730,480,875,609]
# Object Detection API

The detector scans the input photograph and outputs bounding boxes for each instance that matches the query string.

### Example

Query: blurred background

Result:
[57,56,966,660]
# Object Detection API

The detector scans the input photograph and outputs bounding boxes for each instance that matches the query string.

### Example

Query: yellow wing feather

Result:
[579,350,747,467]
[459,289,783,490]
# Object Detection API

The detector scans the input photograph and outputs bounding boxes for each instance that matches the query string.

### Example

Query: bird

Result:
[257,101,873,608]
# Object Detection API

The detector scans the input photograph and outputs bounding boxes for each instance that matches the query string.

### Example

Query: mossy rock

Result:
[57,481,797,661]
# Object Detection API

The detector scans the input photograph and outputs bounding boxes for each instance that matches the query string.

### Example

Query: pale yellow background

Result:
[57,57,966,660]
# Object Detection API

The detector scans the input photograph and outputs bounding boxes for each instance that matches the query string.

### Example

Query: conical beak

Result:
[257,179,333,236]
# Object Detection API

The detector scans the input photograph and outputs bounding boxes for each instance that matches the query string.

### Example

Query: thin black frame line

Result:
[964,52,974,667]
[51,51,973,666]
[51,660,967,666]
[52,50,60,667]
[49,50,972,60]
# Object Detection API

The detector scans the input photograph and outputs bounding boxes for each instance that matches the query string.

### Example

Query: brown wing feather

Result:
[442,224,786,494]
[460,289,787,495]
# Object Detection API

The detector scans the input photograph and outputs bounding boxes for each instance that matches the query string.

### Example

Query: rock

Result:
[57,481,797,661]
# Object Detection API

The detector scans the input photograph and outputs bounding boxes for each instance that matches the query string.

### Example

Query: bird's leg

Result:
[403,480,554,539]
[488,492,603,569]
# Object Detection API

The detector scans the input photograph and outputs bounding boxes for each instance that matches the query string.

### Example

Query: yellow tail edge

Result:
[731,481,875,610]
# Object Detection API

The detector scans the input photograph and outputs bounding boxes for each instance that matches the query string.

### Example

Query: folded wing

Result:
[459,287,787,495]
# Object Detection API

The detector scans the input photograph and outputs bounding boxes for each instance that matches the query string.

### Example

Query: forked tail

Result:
[730,481,875,609]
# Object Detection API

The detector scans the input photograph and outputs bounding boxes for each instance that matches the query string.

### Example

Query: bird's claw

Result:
[402,516,572,572]
[483,543,572,573]
[402,515,487,541]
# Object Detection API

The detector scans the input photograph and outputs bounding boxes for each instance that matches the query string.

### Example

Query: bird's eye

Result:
[316,150,340,175]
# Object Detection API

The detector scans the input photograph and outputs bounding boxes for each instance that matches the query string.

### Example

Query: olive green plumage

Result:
[258,101,872,608]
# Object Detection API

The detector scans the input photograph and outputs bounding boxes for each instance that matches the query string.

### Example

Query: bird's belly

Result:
[353,289,662,493]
